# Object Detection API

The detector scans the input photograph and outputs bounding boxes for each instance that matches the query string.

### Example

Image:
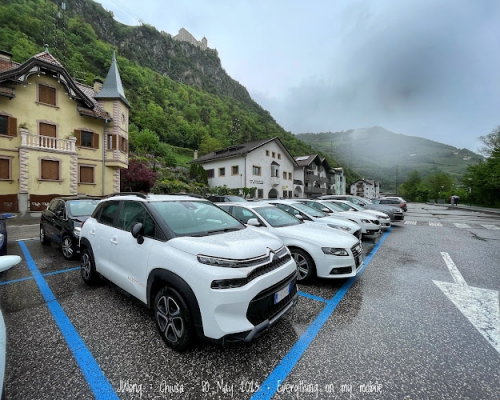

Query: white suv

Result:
[79,193,298,351]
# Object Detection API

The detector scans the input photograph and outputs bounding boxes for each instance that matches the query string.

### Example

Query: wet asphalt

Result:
[1,203,499,399]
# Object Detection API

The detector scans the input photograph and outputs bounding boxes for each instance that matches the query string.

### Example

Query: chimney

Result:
[0,49,13,62]
[194,150,198,160]
[93,78,103,93]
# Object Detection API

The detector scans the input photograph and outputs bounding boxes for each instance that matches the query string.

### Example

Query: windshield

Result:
[68,199,100,217]
[332,201,360,211]
[255,206,301,228]
[292,202,327,217]
[319,201,345,212]
[151,201,243,236]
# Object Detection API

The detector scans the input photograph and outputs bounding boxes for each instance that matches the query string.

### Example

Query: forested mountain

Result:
[297,127,484,191]
[0,0,361,183]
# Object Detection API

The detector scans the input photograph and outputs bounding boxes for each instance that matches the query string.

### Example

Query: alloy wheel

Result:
[156,295,185,343]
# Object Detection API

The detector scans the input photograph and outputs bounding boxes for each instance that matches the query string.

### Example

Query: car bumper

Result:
[314,253,364,279]
[194,259,298,341]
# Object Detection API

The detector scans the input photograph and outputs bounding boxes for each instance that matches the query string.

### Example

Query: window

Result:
[266,150,269,156]
[38,84,56,106]
[120,137,128,152]
[232,165,239,175]
[118,201,156,237]
[79,165,94,184]
[76,130,99,149]
[258,189,263,198]
[288,190,293,198]
[98,201,119,226]
[0,158,10,180]
[219,167,225,177]
[271,165,279,177]
[207,169,214,178]
[252,166,261,175]
[288,172,292,180]
[40,122,56,137]
[107,134,115,150]
[0,115,17,136]
[278,154,281,160]
[283,171,287,180]
[272,152,275,158]
[41,159,60,180]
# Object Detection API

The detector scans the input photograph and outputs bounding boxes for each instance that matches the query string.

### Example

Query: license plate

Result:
[274,284,290,304]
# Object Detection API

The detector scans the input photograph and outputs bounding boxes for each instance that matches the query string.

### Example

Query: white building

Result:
[350,179,380,199]
[294,155,346,197]
[192,137,300,199]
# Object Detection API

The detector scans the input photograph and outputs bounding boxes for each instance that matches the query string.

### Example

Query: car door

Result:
[51,200,70,245]
[107,201,156,302]
[43,199,64,243]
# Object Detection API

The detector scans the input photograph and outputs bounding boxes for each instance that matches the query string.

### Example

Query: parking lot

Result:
[1,203,500,399]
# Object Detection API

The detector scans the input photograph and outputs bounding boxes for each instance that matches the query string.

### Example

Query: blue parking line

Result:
[0,266,80,286]
[251,228,392,400]
[298,291,327,303]
[18,241,118,399]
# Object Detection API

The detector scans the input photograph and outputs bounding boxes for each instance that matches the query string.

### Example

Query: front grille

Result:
[372,220,380,225]
[351,243,362,258]
[246,272,297,326]
[246,253,291,283]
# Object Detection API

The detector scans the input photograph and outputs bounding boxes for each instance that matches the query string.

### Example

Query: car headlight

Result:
[198,255,237,267]
[322,247,349,256]
[327,224,351,232]
[361,219,370,223]
[391,208,400,213]
[73,227,81,237]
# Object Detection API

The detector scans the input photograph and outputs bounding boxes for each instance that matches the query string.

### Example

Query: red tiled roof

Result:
[0,59,19,73]
[76,83,112,120]
[32,51,63,67]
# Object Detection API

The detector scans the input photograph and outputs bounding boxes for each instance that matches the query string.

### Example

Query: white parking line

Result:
[404,220,417,225]
[429,222,442,226]
[454,223,471,228]
[481,225,500,230]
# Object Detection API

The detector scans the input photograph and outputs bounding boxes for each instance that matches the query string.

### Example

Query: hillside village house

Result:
[294,155,346,197]
[0,48,130,215]
[350,179,380,198]
[193,137,304,199]
[192,138,348,199]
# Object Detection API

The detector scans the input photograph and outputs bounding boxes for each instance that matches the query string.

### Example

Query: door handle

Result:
[89,230,95,236]
[110,238,118,245]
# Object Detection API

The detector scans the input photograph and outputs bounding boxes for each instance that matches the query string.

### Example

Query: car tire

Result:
[154,286,195,352]
[61,235,76,260]
[80,248,99,285]
[40,225,50,245]
[290,248,315,282]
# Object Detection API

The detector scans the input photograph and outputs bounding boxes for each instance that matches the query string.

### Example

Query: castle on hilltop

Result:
[173,28,208,50]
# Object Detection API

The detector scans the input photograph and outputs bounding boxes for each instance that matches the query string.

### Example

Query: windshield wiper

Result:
[206,227,241,235]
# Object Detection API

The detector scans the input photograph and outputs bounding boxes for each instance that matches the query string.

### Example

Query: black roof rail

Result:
[106,192,149,199]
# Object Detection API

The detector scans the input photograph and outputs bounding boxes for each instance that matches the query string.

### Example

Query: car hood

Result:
[168,227,283,259]
[0,255,22,273]
[275,224,358,247]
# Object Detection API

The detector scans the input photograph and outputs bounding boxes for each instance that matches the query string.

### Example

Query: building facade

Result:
[173,28,208,50]
[350,179,380,199]
[0,49,129,215]
[294,155,346,197]
[193,137,299,199]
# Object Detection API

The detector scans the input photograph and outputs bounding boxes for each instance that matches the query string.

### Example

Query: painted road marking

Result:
[251,228,392,400]
[481,224,500,230]
[453,223,471,228]
[0,267,79,286]
[433,252,500,354]
[429,221,442,226]
[298,292,327,303]
[404,220,417,225]
[17,242,118,399]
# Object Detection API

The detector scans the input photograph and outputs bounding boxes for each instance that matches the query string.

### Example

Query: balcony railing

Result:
[306,186,324,194]
[21,131,76,153]
[293,179,304,185]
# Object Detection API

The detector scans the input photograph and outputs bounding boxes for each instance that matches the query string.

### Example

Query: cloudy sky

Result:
[97,0,500,153]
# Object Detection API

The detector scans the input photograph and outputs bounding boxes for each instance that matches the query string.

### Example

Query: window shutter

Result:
[93,133,99,149]
[74,130,81,146]
[112,134,117,150]
[8,117,17,137]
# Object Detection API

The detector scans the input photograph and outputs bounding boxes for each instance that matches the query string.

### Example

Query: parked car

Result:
[299,199,385,235]
[379,196,408,212]
[263,199,362,239]
[1,254,21,398]
[318,199,392,230]
[318,195,404,221]
[219,202,363,282]
[0,216,7,257]
[207,195,248,203]
[40,196,101,259]
[79,193,298,351]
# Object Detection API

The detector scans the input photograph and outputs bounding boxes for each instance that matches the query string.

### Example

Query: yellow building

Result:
[0,48,130,215]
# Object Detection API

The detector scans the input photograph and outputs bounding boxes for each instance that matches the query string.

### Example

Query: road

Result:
[1,203,499,399]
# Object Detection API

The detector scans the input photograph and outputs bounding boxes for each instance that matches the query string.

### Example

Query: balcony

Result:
[306,186,324,194]
[270,176,280,186]
[293,179,304,185]
[21,130,76,153]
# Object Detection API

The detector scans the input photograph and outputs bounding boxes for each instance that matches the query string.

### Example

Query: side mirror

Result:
[295,214,304,220]
[131,222,145,244]
[321,208,332,213]
[246,218,261,226]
